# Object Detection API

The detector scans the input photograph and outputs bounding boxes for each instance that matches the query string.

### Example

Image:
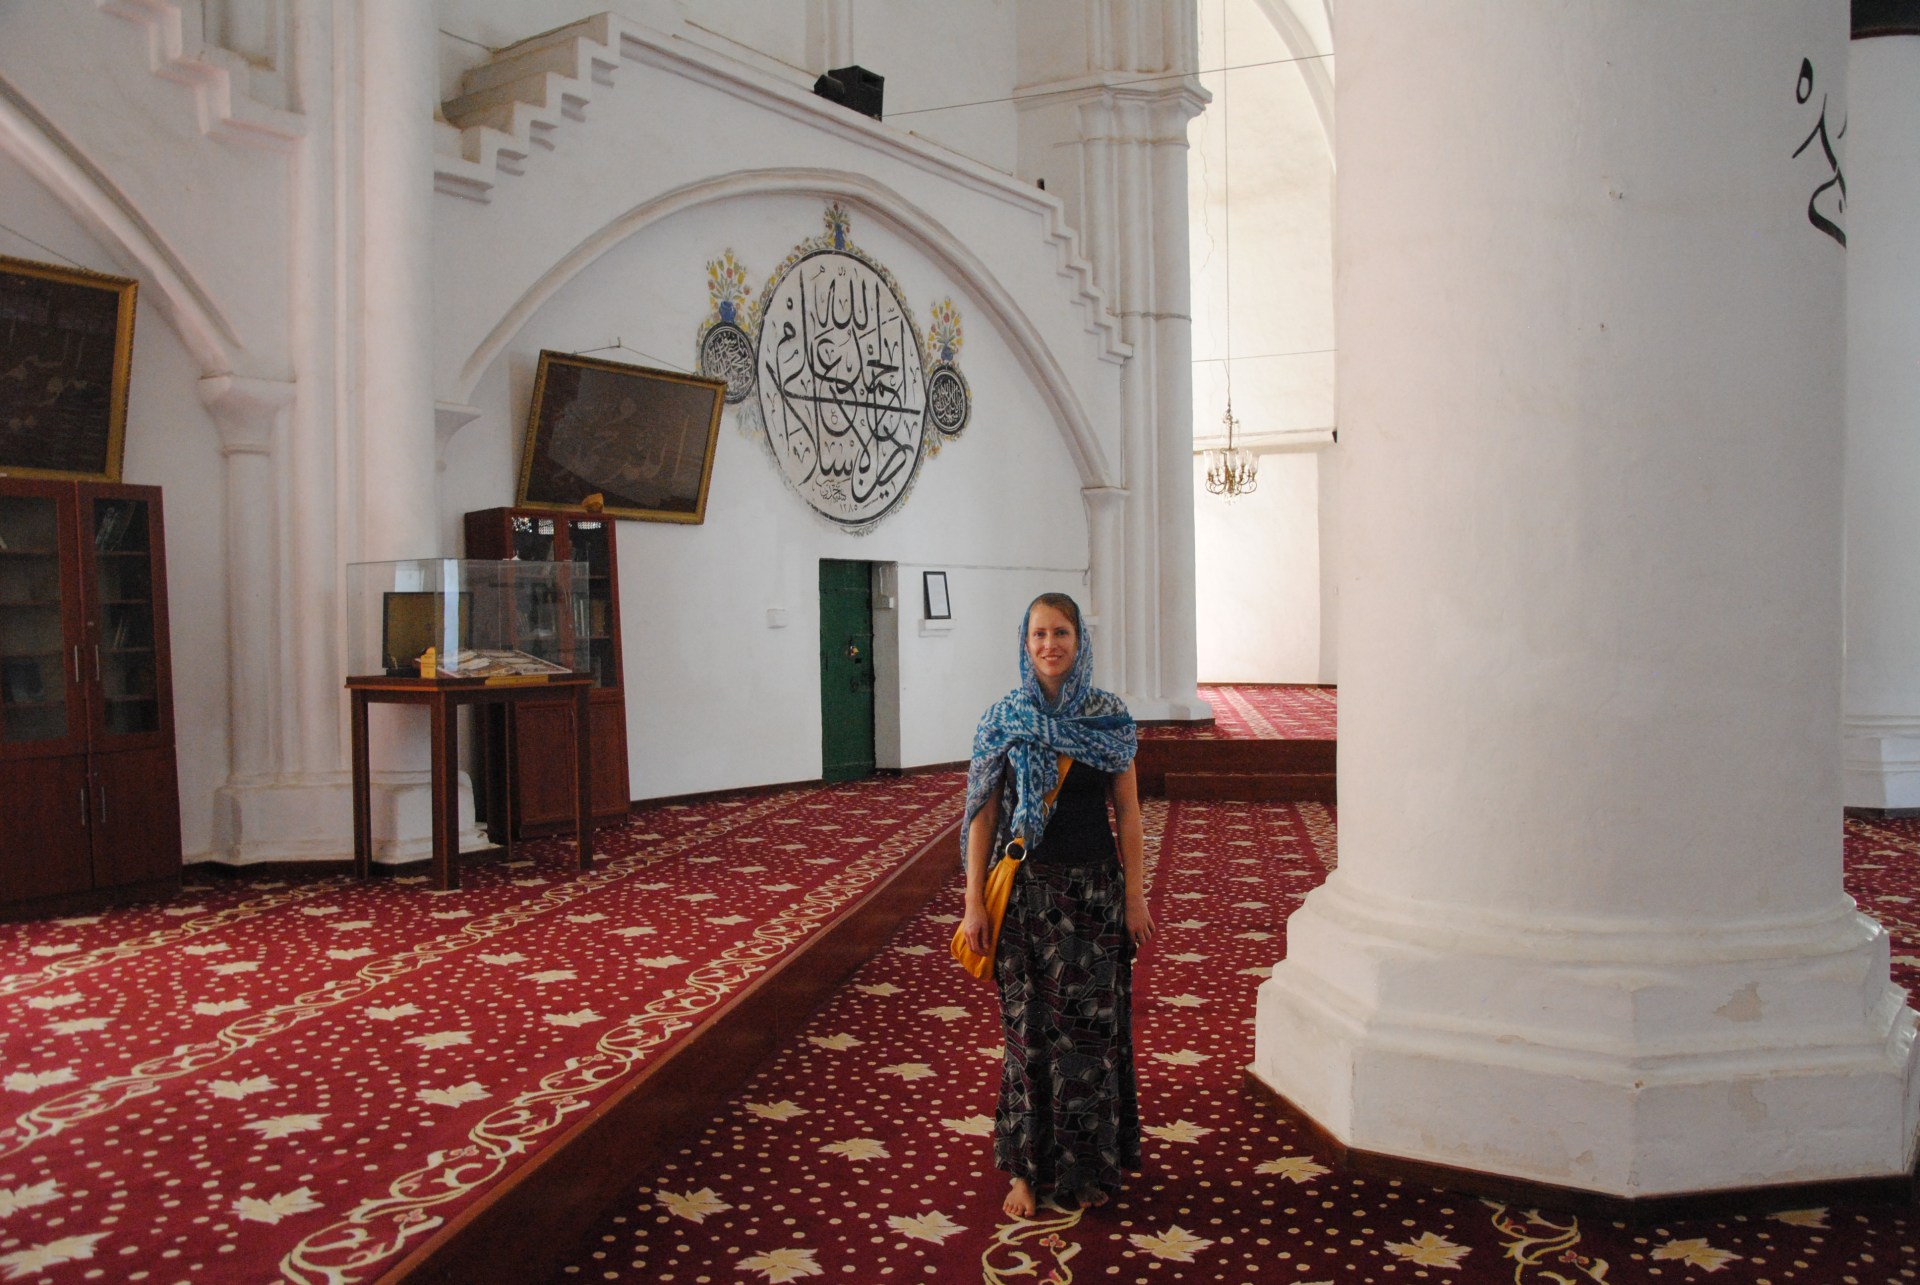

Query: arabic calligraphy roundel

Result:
[755,250,929,528]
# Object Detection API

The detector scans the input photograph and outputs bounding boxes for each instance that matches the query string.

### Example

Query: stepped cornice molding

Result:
[433,14,1122,368]
[0,75,241,374]
[96,0,305,151]
[455,166,1122,491]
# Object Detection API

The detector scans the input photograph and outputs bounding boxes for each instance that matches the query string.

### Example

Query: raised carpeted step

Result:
[1163,770,1337,802]
[1135,737,1336,795]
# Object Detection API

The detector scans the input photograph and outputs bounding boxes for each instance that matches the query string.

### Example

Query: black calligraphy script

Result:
[1792,57,1846,248]
[756,251,928,526]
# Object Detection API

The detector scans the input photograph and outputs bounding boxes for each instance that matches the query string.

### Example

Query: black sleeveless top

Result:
[1028,760,1117,867]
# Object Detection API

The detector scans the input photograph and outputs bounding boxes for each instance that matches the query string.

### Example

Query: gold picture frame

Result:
[515,350,726,523]
[0,254,138,482]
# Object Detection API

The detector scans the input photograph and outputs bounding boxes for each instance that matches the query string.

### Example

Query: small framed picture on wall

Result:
[923,570,951,621]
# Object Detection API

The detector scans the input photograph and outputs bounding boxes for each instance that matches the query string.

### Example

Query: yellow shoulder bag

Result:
[951,755,1071,981]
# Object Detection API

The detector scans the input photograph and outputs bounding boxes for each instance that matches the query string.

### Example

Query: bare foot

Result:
[1004,1177,1036,1219]
[1078,1189,1109,1209]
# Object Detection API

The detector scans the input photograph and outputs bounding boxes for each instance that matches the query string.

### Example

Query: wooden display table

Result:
[346,674,593,890]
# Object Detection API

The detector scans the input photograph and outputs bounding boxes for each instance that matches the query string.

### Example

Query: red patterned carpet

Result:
[552,806,1920,1285]
[1144,685,1338,741]
[0,774,961,1284]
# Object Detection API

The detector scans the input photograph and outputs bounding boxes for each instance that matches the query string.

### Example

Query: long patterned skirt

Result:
[993,858,1142,1201]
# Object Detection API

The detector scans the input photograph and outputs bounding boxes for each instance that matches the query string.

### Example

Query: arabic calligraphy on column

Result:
[1792,57,1846,248]
[756,250,929,527]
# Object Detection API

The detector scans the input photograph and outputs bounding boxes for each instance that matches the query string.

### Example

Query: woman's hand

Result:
[1126,893,1154,950]
[962,902,994,955]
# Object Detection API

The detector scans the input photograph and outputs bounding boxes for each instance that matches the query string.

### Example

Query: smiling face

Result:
[1025,602,1079,700]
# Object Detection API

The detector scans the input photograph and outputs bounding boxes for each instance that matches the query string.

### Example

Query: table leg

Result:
[431,693,461,891]
[500,701,516,866]
[350,689,372,879]
[573,683,593,871]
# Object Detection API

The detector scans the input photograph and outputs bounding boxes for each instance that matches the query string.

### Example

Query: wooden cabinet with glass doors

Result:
[0,480,180,917]
[464,507,629,836]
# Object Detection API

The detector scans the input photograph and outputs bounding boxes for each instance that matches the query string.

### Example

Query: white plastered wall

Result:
[440,193,1096,801]
[1187,0,1335,683]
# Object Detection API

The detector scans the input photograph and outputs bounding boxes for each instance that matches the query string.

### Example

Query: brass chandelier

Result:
[1205,400,1257,497]
[1204,43,1256,500]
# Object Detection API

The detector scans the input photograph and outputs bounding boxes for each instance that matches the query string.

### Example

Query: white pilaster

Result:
[1082,484,1128,688]
[1842,31,1920,813]
[1253,1,1920,1196]
[197,1,357,869]
[198,375,293,784]
[1017,0,1209,721]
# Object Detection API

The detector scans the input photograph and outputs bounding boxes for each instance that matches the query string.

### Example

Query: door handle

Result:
[97,783,107,826]
[80,786,89,827]
[845,643,861,661]
[73,645,81,684]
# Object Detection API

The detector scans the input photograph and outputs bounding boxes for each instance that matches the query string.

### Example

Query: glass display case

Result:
[344,558,590,682]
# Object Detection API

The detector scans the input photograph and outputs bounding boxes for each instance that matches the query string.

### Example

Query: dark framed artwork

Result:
[923,570,951,620]
[516,350,726,523]
[0,255,138,482]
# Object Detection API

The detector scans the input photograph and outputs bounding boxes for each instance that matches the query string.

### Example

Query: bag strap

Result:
[1003,754,1073,860]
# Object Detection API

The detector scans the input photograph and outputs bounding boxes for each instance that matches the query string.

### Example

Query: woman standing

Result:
[960,593,1153,1218]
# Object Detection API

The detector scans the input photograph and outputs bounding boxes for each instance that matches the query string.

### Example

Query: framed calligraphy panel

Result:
[516,351,726,524]
[755,250,929,529]
[0,255,138,482]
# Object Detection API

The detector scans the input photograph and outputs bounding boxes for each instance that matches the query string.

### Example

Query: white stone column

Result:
[1017,0,1209,721]
[1252,1,1920,1196]
[199,375,294,784]
[354,0,480,862]
[1843,22,1920,813]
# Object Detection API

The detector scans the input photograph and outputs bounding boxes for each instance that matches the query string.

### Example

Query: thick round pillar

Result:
[357,0,438,559]
[1842,22,1920,811]
[1252,1,1920,1196]
[352,0,480,864]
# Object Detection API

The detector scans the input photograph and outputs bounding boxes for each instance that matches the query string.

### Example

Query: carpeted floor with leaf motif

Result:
[1143,685,1337,741]
[552,804,1920,1285]
[0,773,962,1284]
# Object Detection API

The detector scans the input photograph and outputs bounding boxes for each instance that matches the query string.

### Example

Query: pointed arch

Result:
[1251,0,1334,159]
[455,167,1118,489]
[0,76,241,375]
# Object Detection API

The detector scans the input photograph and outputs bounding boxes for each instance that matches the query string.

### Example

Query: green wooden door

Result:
[819,560,875,783]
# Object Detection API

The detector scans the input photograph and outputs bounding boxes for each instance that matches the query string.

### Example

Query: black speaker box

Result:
[814,65,884,120]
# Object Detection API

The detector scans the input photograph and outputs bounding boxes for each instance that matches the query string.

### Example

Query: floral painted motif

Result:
[928,297,963,363]
[705,249,752,324]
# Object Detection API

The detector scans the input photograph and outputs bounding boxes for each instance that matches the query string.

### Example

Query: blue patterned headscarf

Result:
[962,595,1136,867]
